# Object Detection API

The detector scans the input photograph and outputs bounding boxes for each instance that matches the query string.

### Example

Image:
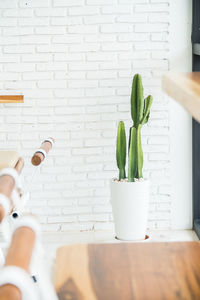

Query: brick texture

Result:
[0,0,170,231]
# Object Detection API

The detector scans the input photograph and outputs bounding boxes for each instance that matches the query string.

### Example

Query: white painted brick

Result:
[78,214,110,222]
[69,6,99,16]
[100,24,133,33]
[19,0,50,8]
[0,18,17,27]
[21,36,51,44]
[135,23,168,33]
[87,52,117,61]
[119,51,150,60]
[135,4,169,12]
[86,0,117,5]
[62,206,92,214]
[54,53,84,62]
[0,0,17,8]
[19,18,49,26]
[37,45,68,53]
[51,17,82,26]
[3,8,33,17]
[54,0,84,7]
[149,13,169,23]
[55,89,84,97]
[85,34,116,42]
[118,33,149,42]
[0,73,21,81]
[41,224,60,231]
[94,222,114,231]
[3,45,34,54]
[117,14,148,23]
[76,180,104,188]
[99,61,131,70]
[69,43,100,52]
[52,35,82,44]
[151,33,169,42]
[93,205,112,213]
[4,81,36,89]
[61,222,94,231]
[68,25,98,34]
[22,72,53,80]
[85,138,114,147]
[135,42,168,50]
[133,60,168,69]
[149,153,169,161]
[37,80,67,88]
[35,27,66,35]
[85,88,115,97]
[68,80,98,88]
[73,164,102,172]
[35,8,66,17]
[0,36,20,45]
[55,106,85,114]
[47,215,77,223]
[22,54,52,62]
[86,105,116,113]
[148,136,169,145]
[0,54,20,63]
[3,27,34,36]
[102,5,132,14]
[84,15,114,25]
[101,43,132,51]
[86,71,117,79]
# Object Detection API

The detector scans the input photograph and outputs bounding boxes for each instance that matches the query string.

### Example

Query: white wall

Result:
[0,0,190,232]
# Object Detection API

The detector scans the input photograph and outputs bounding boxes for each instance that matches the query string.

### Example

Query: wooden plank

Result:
[162,72,200,122]
[0,95,24,103]
[55,242,200,300]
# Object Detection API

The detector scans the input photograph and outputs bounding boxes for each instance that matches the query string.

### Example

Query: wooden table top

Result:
[162,72,200,122]
[55,241,200,300]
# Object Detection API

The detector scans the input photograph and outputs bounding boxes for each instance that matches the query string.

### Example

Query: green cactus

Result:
[116,74,153,182]
[116,121,126,180]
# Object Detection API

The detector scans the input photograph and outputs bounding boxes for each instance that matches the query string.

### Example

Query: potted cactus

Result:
[110,74,153,241]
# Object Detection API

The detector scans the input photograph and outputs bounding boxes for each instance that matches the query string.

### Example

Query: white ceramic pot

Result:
[110,179,149,241]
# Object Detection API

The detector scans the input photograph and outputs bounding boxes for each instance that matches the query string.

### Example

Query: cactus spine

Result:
[116,121,126,180]
[116,74,153,182]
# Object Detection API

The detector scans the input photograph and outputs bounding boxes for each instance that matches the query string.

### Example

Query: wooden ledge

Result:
[162,72,200,122]
[0,95,24,103]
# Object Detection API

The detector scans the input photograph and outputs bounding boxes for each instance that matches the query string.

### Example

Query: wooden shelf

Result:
[0,95,24,103]
[162,72,200,122]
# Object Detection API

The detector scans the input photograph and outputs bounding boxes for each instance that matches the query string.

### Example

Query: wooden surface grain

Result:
[162,72,200,122]
[55,242,200,300]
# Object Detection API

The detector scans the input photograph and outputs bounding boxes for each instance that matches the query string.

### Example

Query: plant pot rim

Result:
[111,178,149,184]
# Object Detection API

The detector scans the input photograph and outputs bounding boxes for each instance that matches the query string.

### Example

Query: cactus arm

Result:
[130,75,138,126]
[128,126,132,153]
[136,74,144,126]
[141,95,153,125]
[116,121,126,180]
[128,127,137,182]
[136,125,143,178]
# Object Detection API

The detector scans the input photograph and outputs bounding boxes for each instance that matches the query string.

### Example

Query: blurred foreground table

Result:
[162,72,200,122]
[55,242,200,300]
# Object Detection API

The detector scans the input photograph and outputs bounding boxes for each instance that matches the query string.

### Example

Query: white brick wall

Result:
[0,0,171,231]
